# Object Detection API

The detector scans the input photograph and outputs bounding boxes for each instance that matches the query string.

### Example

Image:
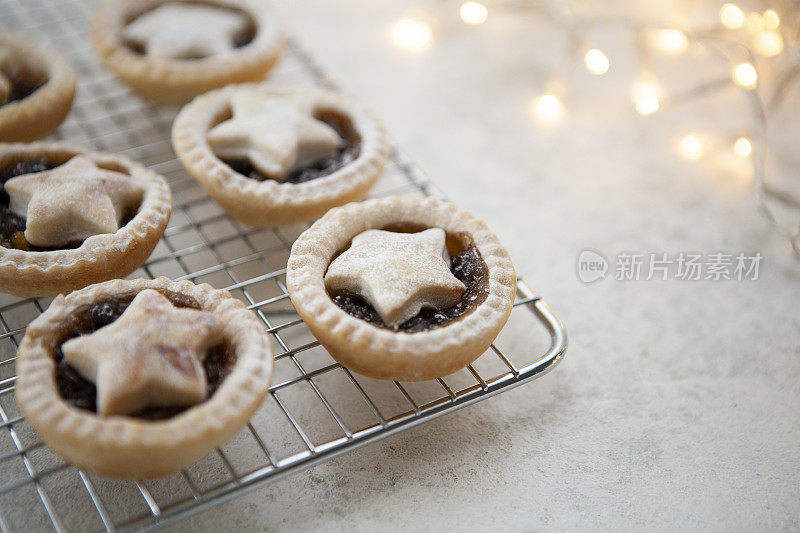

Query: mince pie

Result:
[0,34,77,141]
[286,195,517,381]
[91,0,286,104]
[172,84,390,226]
[0,143,171,297]
[15,277,274,478]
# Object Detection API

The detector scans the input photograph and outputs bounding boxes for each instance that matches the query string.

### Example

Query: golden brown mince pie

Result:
[0,34,77,142]
[286,195,517,381]
[91,0,286,104]
[0,143,171,297]
[172,84,390,227]
[15,277,274,478]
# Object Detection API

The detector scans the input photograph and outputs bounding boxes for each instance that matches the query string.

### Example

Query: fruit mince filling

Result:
[221,110,361,184]
[328,223,490,332]
[53,290,237,421]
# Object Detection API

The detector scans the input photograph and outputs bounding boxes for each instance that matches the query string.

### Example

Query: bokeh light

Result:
[584,49,610,75]
[732,62,757,89]
[657,29,688,53]
[720,4,745,29]
[460,2,488,25]
[392,19,432,51]
[734,137,752,157]
[679,134,703,160]
[535,94,562,122]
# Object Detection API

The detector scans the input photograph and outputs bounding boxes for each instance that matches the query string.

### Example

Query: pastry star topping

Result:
[61,290,224,417]
[5,155,143,247]
[208,93,344,180]
[122,4,247,60]
[325,228,466,327]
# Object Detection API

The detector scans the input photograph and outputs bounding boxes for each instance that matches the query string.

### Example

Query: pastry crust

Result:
[15,277,274,479]
[0,34,77,142]
[0,142,172,297]
[286,195,517,381]
[172,84,390,227]
[91,0,286,104]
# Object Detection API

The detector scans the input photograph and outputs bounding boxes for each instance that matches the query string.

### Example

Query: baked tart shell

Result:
[15,277,274,479]
[172,84,390,227]
[286,195,517,381]
[0,35,77,142]
[91,0,287,105]
[0,142,171,298]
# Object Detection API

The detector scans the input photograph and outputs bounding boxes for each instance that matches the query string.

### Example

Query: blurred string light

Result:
[584,49,610,75]
[534,94,561,122]
[734,137,752,157]
[720,3,745,29]
[632,81,661,116]
[733,62,758,88]
[745,11,765,32]
[460,1,488,25]
[657,29,688,53]
[392,19,432,51]
[389,1,800,257]
[752,30,783,57]
[679,134,704,160]
[762,9,780,30]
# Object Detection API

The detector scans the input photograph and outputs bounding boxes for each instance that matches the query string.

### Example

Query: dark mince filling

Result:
[54,290,237,421]
[124,3,257,57]
[0,159,56,250]
[329,223,490,332]
[5,77,44,104]
[0,158,138,251]
[221,110,362,184]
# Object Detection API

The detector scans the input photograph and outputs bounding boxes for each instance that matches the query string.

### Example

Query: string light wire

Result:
[392,0,800,258]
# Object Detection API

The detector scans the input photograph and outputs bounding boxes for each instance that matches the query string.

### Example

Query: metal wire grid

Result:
[0,0,567,531]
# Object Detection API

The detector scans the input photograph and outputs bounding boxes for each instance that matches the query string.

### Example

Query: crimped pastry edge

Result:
[0,142,172,297]
[91,0,287,104]
[286,195,517,381]
[0,34,77,142]
[172,83,390,227]
[15,276,274,478]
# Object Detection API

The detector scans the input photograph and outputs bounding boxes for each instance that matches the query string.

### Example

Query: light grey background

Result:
[172,0,800,531]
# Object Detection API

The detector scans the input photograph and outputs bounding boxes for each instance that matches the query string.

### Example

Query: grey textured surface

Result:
[0,0,796,530]
[172,1,800,531]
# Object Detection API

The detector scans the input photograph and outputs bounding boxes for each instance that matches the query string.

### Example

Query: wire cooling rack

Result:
[0,0,567,531]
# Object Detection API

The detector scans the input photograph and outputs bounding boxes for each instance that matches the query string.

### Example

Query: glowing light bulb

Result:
[535,94,562,122]
[763,9,780,30]
[636,96,659,115]
[632,82,661,115]
[753,31,783,57]
[460,2,488,25]
[734,137,752,157]
[720,4,745,29]
[732,62,757,89]
[679,134,703,160]
[746,12,765,32]
[392,19,432,51]
[657,29,688,53]
[584,49,610,75]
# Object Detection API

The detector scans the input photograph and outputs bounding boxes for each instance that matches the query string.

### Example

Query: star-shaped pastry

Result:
[5,155,144,247]
[122,4,247,60]
[325,228,466,327]
[208,92,344,180]
[61,289,224,417]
